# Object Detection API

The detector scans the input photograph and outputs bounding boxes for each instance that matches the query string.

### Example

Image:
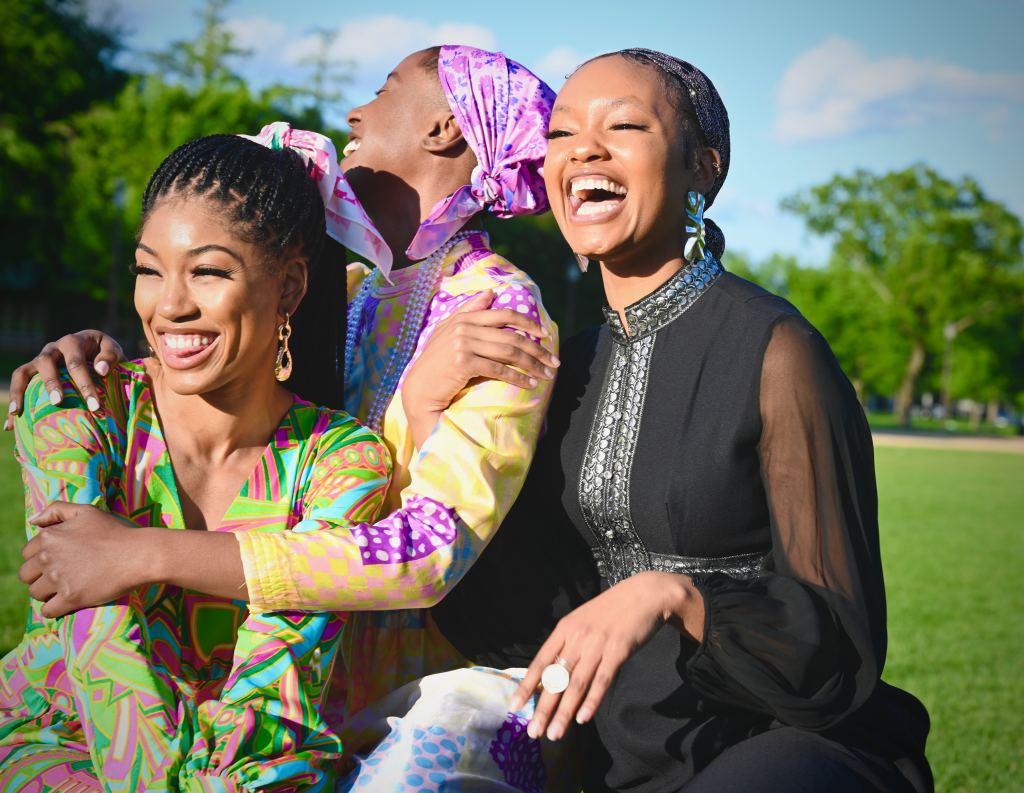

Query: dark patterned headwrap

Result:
[613,48,731,258]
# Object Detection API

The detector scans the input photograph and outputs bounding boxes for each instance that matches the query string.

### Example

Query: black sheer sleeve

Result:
[685,315,886,730]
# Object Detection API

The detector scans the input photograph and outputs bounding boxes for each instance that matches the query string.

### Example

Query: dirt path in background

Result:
[871,430,1024,454]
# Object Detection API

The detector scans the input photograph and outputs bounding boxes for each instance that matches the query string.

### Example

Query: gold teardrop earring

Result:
[275,312,293,382]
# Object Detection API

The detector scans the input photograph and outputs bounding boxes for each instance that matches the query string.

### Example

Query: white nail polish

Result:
[95,361,109,375]
[7,401,16,415]
[87,397,100,412]
[49,390,62,406]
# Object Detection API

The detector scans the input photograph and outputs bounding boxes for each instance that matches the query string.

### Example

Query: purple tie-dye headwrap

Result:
[405,45,555,261]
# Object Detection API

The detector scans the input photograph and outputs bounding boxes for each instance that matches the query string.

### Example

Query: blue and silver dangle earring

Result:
[684,191,707,264]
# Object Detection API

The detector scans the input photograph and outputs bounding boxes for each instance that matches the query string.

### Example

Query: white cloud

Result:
[535,47,587,90]
[284,15,497,72]
[224,16,287,53]
[775,36,1024,143]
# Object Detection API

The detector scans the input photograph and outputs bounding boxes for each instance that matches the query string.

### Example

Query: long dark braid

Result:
[141,134,346,408]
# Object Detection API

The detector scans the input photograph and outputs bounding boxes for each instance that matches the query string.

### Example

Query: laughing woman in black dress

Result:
[425,49,933,792]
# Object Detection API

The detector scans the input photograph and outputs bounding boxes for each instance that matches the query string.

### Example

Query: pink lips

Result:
[158,333,220,371]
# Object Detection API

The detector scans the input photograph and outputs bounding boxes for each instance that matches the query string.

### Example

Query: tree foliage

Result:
[0,0,125,286]
[783,165,1024,423]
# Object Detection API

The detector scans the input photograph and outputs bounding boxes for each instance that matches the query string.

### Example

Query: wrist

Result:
[648,571,704,640]
[131,528,170,587]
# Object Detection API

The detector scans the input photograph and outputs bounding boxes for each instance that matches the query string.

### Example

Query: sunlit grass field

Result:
[0,431,1020,791]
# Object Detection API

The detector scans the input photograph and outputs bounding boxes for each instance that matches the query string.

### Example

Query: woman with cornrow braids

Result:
[1,132,392,791]
[8,46,574,788]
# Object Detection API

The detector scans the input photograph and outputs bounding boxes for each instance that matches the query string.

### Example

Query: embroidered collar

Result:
[602,255,724,344]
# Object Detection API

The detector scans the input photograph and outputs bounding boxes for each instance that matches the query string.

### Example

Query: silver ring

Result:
[541,656,572,694]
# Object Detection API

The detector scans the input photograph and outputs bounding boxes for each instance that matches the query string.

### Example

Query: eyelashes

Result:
[130,264,233,279]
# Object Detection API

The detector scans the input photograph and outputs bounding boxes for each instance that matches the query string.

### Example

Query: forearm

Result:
[136,527,249,600]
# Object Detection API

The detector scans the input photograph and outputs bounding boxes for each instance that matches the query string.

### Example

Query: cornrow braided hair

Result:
[140,134,347,408]
[142,134,326,270]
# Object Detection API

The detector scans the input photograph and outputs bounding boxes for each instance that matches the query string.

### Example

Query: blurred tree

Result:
[784,165,1023,425]
[293,28,352,117]
[0,0,125,301]
[148,0,250,88]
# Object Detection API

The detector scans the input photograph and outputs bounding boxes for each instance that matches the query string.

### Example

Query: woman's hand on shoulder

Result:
[6,330,125,430]
[509,571,705,742]
[19,502,151,618]
[401,290,559,447]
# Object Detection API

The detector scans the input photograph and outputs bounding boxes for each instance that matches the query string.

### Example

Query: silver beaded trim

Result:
[578,335,655,585]
[647,550,769,581]
[603,254,724,343]
[580,253,725,585]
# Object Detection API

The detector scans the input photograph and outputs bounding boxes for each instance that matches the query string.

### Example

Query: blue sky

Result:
[93,0,1024,263]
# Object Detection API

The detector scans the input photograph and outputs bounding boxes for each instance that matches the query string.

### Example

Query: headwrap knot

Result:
[239,121,392,276]
[405,45,555,261]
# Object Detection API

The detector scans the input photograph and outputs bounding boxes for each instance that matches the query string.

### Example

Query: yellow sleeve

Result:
[238,291,558,612]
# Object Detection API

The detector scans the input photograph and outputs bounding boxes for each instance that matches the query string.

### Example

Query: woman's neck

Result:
[599,250,688,329]
[364,163,475,272]
[148,365,293,464]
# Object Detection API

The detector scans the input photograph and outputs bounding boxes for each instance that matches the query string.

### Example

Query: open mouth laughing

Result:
[567,174,628,222]
[342,138,361,157]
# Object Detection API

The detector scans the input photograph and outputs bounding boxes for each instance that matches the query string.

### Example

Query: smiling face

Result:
[340,50,451,218]
[133,196,295,396]
[544,55,696,269]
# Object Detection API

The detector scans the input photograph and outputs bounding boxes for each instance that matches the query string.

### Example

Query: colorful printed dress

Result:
[233,232,572,789]
[0,361,391,792]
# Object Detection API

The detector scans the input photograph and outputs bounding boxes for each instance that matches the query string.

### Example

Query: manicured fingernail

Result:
[94,360,109,375]
[526,721,539,740]
[3,418,12,432]
[542,367,554,378]
[528,378,538,387]
[576,709,591,724]
[549,356,560,366]
[49,390,62,406]
[547,724,563,741]
[7,400,16,415]
[86,396,100,412]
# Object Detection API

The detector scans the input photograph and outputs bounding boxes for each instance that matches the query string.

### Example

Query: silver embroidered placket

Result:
[577,255,769,586]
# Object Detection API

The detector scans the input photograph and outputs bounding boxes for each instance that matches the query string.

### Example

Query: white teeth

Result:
[342,139,360,157]
[576,201,622,217]
[163,334,213,352]
[570,176,628,198]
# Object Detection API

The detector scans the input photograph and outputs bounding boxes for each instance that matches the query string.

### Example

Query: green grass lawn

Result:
[0,431,1021,791]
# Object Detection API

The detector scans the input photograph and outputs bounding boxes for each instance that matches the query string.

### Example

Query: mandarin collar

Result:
[602,255,724,344]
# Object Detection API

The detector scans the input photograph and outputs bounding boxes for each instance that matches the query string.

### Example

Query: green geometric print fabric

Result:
[0,361,390,792]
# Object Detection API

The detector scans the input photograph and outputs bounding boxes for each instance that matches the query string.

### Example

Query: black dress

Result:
[434,259,932,793]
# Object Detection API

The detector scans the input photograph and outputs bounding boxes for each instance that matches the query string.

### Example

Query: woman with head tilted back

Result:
[0,132,391,791]
[429,49,933,791]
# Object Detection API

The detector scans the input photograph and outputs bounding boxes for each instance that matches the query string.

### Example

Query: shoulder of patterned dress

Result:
[289,401,389,462]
